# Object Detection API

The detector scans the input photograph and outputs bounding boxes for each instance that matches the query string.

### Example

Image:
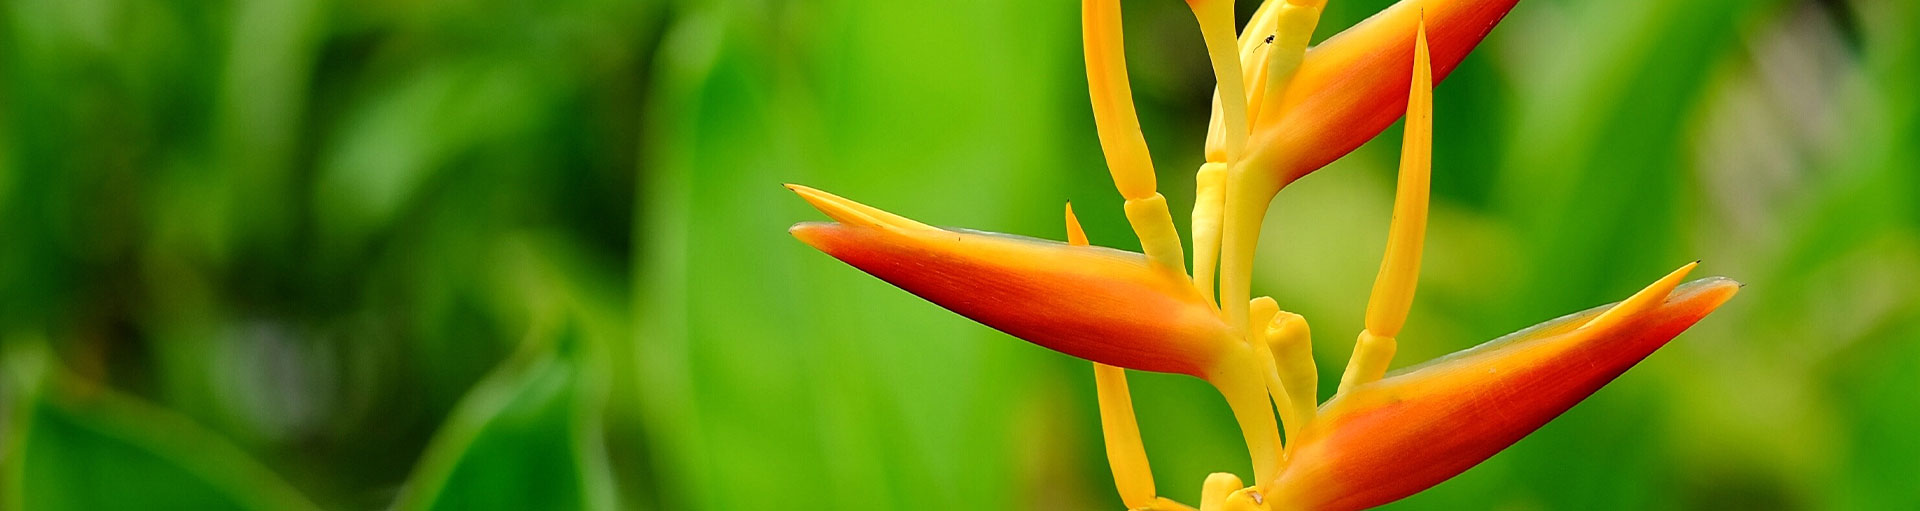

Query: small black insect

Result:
[1265,34,1275,44]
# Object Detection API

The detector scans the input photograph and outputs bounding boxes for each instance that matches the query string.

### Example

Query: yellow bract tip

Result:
[1065,203,1089,246]
[786,184,933,231]
[1581,261,1701,331]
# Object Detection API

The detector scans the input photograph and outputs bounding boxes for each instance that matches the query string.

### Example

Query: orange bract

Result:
[790,191,1232,377]
[1253,0,1519,189]
[1273,277,1739,510]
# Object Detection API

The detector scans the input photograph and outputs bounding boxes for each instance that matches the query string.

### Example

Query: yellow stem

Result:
[1127,194,1189,275]
[1218,160,1279,336]
[1337,330,1395,393]
[1207,354,1282,488]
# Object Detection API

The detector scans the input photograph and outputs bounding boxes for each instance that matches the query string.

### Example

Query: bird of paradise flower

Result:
[785,0,1739,509]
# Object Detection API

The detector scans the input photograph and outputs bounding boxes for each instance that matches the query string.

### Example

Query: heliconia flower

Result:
[787,0,1737,509]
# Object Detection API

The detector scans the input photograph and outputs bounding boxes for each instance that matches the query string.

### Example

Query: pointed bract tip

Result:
[786,184,933,231]
[788,221,830,247]
[1581,261,1699,332]
[1064,202,1089,246]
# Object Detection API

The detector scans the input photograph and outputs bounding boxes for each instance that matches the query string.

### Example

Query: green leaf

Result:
[3,347,319,511]
[391,325,615,511]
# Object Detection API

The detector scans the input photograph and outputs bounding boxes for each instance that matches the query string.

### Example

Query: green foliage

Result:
[5,347,319,511]
[393,326,615,511]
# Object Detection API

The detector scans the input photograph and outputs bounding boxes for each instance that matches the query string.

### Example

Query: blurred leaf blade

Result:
[4,346,321,511]
[391,323,615,511]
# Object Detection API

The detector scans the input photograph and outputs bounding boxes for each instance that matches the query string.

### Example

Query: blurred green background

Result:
[2,0,1915,509]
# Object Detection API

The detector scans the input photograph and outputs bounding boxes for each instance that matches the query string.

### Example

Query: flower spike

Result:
[789,186,1232,377]
[1269,271,1741,511]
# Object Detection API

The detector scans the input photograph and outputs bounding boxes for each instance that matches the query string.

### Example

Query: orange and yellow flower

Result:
[787,0,1738,509]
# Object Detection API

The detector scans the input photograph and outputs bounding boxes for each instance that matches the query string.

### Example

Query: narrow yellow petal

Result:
[1084,0,1188,277]
[1096,364,1158,508]
[787,184,933,231]
[1338,19,1432,394]
[1580,261,1700,331]
[1082,0,1157,200]
[1065,202,1089,246]
[1186,0,1250,161]
[1362,18,1433,340]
